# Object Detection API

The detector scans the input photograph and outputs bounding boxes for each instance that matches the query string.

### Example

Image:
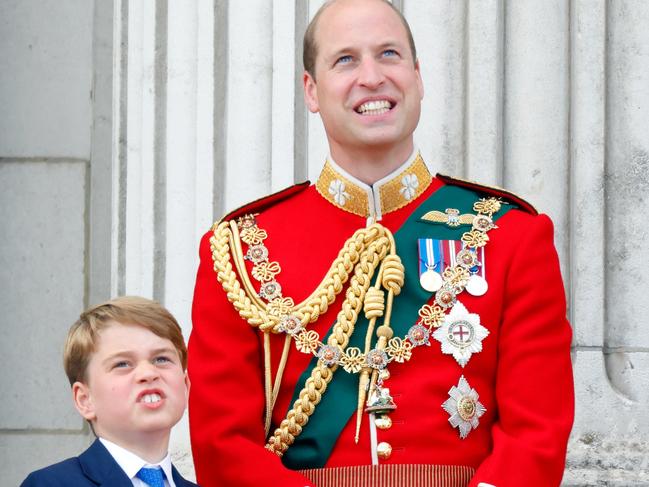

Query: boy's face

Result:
[73,322,189,446]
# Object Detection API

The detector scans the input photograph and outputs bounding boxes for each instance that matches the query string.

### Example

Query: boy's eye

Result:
[153,355,173,365]
[112,361,130,369]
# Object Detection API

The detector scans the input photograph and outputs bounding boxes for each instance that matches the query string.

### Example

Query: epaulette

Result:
[214,181,311,228]
[436,173,538,215]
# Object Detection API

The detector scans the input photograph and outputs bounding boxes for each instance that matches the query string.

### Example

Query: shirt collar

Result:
[99,437,175,487]
[315,149,432,221]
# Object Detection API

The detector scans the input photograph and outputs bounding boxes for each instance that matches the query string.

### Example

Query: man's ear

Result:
[303,71,320,113]
[415,60,424,100]
[72,382,97,421]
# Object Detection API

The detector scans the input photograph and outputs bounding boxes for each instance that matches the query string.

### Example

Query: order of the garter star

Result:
[433,301,490,368]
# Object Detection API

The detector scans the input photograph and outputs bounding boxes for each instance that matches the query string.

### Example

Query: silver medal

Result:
[420,269,443,292]
[466,274,488,296]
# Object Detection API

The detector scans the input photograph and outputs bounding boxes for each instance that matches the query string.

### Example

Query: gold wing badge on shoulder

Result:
[421,208,475,227]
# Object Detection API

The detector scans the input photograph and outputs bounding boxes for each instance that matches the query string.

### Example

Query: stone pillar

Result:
[567,1,649,484]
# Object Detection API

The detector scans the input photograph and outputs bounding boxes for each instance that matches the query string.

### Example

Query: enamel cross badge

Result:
[433,301,489,367]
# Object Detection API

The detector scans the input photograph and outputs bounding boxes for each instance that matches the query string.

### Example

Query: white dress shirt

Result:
[99,437,176,487]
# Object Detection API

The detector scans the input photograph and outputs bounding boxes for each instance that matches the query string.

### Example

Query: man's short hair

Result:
[63,296,188,385]
[303,0,418,78]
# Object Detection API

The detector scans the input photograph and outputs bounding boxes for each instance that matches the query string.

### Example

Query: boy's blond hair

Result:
[63,296,188,385]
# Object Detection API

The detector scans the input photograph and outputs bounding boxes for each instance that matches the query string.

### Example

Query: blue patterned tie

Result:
[136,466,166,487]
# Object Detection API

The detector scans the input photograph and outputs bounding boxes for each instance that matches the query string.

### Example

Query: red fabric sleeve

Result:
[188,231,313,486]
[469,214,574,487]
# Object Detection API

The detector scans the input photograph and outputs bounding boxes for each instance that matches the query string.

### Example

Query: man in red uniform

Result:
[188,1,574,486]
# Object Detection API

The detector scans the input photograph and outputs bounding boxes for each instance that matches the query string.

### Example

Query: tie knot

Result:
[136,466,165,487]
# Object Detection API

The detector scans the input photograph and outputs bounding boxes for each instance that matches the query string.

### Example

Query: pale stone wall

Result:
[1,1,648,485]
[0,0,112,485]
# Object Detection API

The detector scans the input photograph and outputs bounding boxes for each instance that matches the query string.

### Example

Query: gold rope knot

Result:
[364,288,385,319]
[381,255,405,295]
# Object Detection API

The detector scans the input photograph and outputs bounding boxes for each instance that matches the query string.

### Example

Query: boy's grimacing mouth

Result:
[137,389,165,405]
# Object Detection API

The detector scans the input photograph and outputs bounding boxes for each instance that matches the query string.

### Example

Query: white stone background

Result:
[1,0,648,485]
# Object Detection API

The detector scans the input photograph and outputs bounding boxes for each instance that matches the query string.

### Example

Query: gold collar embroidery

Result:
[315,152,433,220]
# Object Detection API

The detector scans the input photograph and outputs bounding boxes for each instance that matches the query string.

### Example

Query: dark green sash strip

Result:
[281,184,513,469]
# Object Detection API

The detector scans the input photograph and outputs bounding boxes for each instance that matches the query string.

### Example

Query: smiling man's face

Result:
[303,0,424,162]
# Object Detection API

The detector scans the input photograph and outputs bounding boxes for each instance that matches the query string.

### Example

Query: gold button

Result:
[374,415,392,430]
[377,441,392,460]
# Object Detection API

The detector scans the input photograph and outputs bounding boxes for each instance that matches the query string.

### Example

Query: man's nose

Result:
[357,57,385,88]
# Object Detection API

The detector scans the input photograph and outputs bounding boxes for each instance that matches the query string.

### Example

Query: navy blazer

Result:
[21,439,198,486]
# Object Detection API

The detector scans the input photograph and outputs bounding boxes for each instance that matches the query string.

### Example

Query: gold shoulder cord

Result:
[210,219,403,454]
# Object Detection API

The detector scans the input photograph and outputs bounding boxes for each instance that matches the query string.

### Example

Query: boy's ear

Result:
[184,372,191,401]
[72,382,97,421]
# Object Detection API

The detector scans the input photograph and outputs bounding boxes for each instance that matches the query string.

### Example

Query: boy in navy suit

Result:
[22,296,198,486]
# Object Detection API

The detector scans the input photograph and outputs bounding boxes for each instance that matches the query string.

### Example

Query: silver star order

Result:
[442,375,486,439]
[433,300,489,367]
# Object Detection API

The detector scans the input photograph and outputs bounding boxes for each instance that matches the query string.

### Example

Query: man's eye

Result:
[336,55,353,65]
[382,49,398,58]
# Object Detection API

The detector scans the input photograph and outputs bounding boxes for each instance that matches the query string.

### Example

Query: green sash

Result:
[281,184,513,469]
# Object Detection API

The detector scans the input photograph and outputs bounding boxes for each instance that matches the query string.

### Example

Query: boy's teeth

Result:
[357,100,392,115]
[142,393,161,403]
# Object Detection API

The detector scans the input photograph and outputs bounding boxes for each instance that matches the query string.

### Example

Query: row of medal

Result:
[419,238,488,296]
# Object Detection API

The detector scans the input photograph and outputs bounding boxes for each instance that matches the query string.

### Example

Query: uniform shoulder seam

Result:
[436,173,538,215]
[212,181,311,228]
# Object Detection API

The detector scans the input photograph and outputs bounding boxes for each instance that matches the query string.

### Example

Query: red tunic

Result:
[188,163,574,487]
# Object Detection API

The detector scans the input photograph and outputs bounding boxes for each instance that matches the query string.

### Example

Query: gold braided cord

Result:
[265,235,394,456]
[355,253,404,441]
[263,334,293,437]
[211,223,271,328]
[213,222,394,333]
[355,270,385,443]
[229,221,268,311]
[263,332,274,435]
[277,224,390,330]
[217,221,273,323]
[211,219,402,455]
